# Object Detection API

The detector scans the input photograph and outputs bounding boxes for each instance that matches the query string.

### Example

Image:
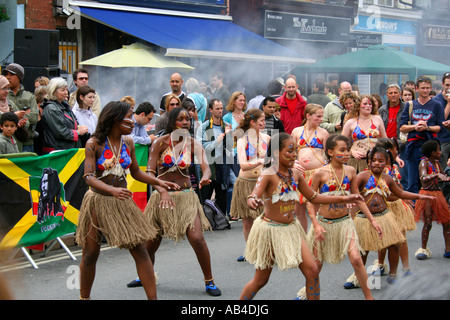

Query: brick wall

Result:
[25,0,56,29]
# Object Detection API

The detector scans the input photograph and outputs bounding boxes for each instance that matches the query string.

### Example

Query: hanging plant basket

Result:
[0,4,10,23]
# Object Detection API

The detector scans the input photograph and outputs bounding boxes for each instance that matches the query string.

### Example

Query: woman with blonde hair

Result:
[291,104,329,231]
[223,91,247,130]
[120,95,136,109]
[154,94,181,135]
[342,94,387,173]
[339,91,360,127]
[41,77,89,153]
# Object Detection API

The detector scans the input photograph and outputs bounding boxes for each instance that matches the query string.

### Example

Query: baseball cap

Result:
[2,63,24,82]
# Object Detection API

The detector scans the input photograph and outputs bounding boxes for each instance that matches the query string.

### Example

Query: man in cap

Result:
[2,63,38,152]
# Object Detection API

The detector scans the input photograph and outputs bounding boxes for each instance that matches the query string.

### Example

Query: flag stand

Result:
[19,234,77,269]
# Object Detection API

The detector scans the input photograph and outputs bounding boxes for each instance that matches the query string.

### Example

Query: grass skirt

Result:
[230,176,263,219]
[387,199,416,232]
[307,215,363,264]
[347,158,368,174]
[144,189,211,242]
[244,215,306,271]
[354,209,405,252]
[414,190,450,225]
[76,190,157,249]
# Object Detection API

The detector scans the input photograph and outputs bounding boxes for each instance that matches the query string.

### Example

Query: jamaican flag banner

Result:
[0,149,88,249]
[128,144,150,211]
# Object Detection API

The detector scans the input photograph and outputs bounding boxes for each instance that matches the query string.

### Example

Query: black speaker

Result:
[22,66,60,92]
[14,29,60,68]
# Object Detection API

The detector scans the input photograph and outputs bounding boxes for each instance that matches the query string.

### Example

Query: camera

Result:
[22,106,29,111]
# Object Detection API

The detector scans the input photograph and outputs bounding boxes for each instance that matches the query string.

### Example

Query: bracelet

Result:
[247,194,258,199]
[83,172,95,179]
[307,191,318,202]
[146,168,157,175]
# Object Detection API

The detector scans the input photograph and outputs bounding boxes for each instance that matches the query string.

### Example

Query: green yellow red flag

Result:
[0,145,150,249]
[0,149,87,249]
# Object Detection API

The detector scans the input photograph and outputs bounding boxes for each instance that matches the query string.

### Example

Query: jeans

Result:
[399,148,408,190]
[405,145,423,194]
[22,144,34,153]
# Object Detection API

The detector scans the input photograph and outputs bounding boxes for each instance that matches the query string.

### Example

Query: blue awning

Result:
[76,5,314,63]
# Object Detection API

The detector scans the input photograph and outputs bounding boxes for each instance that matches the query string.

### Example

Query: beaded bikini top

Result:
[96,137,131,178]
[298,129,324,150]
[158,138,192,170]
[362,172,390,198]
[271,169,300,204]
[320,166,351,196]
[352,117,380,141]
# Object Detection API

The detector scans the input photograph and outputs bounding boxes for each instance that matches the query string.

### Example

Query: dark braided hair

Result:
[264,132,292,168]
[325,134,351,161]
[367,146,392,166]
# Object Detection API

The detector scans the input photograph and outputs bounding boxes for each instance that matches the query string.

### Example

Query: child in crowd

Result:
[414,140,450,259]
[0,112,19,154]
[298,134,381,300]
[240,133,364,300]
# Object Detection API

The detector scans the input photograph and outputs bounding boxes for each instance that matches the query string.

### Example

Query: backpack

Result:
[203,199,230,230]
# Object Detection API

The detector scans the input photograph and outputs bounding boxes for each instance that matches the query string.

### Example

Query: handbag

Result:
[399,101,413,144]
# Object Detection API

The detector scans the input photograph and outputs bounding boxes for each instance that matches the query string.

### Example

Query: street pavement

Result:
[1,220,449,302]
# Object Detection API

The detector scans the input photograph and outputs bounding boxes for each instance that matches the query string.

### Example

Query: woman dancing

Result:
[135,106,221,296]
[77,101,178,300]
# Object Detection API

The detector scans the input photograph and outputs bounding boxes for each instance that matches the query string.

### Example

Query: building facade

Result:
[2,0,449,96]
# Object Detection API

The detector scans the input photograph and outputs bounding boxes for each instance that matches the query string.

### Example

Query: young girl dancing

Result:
[239,133,364,300]
[230,109,269,262]
[292,104,329,231]
[414,140,450,260]
[344,146,434,288]
[371,138,416,277]
[297,134,381,300]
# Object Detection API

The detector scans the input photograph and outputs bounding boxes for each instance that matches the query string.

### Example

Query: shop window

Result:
[363,0,394,7]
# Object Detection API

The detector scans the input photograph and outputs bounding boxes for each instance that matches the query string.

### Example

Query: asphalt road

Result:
[1,220,449,303]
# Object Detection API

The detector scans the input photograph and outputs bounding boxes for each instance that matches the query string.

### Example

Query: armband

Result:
[83,172,95,179]
[306,191,318,202]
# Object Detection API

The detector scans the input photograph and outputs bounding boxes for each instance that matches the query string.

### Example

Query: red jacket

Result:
[276,92,307,134]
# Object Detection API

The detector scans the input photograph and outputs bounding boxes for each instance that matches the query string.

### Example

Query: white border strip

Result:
[165,48,315,64]
[68,0,233,20]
